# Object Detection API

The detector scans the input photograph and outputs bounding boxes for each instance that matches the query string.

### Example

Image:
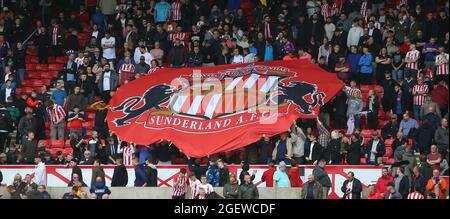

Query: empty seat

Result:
[83,121,95,129]
[47,148,64,156]
[360,157,367,165]
[48,57,56,63]
[35,64,48,71]
[359,85,373,92]
[384,138,393,147]
[85,112,96,120]
[385,147,393,157]
[30,56,39,63]
[48,64,64,71]
[361,129,374,137]
[55,56,68,63]
[63,148,74,156]
[47,140,65,148]
[26,63,36,71]
[387,158,395,165]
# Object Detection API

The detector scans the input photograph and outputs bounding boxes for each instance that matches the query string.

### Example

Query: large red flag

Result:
[107,60,344,157]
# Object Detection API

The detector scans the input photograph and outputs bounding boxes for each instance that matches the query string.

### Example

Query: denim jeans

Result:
[16,68,25,86]
[413,104,421,120]
[392,70,403,81]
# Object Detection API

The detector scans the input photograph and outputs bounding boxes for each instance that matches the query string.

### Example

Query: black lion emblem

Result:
[277,81,325,114]
[112,84,176,126]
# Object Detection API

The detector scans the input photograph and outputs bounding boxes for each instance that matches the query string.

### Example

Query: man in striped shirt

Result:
[407,186,425,199]
[188,172,201,199]
[171,0,182,23]
[435,46,449,83]
[119,142,135,166]
[172,168,187,199]
[404,44,420,79]
[46,100,66,140]
[412,77,429,119]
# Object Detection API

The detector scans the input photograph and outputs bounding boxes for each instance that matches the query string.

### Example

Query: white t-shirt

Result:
[134,48,153,65]
[231,55,244,64]
[103,71,111,91]
[101,37,116,59]
[5,87,12,102]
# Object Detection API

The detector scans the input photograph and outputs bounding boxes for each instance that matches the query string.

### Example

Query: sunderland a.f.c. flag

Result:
[107,60,344,157]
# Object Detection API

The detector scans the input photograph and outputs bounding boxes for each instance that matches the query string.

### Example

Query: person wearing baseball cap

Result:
[366,130,386,165]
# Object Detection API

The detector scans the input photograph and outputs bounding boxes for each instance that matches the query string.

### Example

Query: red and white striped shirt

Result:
[189,178,201,199]
[435,53,449,75]
[405,50,420,70]
[171,1,182,21]
[168,32,186,45]
[52,27,59,46]
[172,173,187,197]
[360,1,368,18]
[119,144,134,166]
[321,3,334,19]
[47,104,66,124]
[264,22,272,39]
[412,83,428,105]
[119,63,136,75]
[396,0,408,9]
[407,192,424,199]
[193,183,213,198]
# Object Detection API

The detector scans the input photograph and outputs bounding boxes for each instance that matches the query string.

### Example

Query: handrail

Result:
[22,28,38,46]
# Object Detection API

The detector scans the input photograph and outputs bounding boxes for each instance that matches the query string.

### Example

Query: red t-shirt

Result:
[427,153,442,170]
[261,167,276,187]
[288,167,303,187]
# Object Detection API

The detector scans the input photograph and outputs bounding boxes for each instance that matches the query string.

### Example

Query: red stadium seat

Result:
[38,140,50,148]
[360,158,367,164]
[63,148,74,156]
[83,121,95,129]
[40,71,59,79]
[78,32,89,40]
[35,64,48,71]
[65,140,71,148]
[55,56,68,63]
[48,57,56,63]
[26,47,37,55]
[48,140,65,148]
[374,86,383,93]
[387,158,395,165]
[384,138,393,147]
[20,80,34,87]
[385,147,393,157]
[361,129,374,137]
[85,112,96,120]
[30,56,39,63]
[47,148,63,156]
[26,63,36,71]
[359,85,373,92]
[48,64,64,71]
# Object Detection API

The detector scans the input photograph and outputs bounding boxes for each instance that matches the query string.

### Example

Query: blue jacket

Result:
[365,139,386,163]
[207,165,220,187]
[134,163,147,187]
[347,53,362,74]
[264,46,274,61]
[89,181,111,199]
[358,53,373,74]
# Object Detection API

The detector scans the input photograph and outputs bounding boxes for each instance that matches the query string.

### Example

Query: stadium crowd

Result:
[0,0,449,199]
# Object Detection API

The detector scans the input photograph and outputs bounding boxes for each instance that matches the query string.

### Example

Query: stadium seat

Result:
[83,121,95,129]
[361,129,374,137]
[39,71,59,79]
[48,57,56,63]
[359,85,372,92]
[26,63,36,71]
[85,112,96,120]
[48,64,64,71]
[30,56,39,63]
[47,148,63,156]
[387,158,395,165]
[63,148,74,156]
[360,158,367,165]
[384,138,393,147]
[26,47,37,55]
[374,86,383,93]
[65,140,71,148]
[48,140,65,148]
[55,56,68,63]
[385,147,393,157]
[38,140,50,148]
[35,64,49,71]
[20,80,34,87]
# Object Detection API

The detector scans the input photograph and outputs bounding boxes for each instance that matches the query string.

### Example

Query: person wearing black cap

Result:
[365,131,386,165]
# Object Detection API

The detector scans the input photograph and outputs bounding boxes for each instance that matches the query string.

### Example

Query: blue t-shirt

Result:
[423,43,438,61]
[52,90,66,106]
[273,169,291,188]
[276,140,287,160]
[155,2,171,22]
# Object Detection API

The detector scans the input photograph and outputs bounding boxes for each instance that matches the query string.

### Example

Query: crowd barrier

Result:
[0,165,448,199]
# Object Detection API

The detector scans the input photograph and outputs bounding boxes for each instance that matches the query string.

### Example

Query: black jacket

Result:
[381,121,399,140]
[144,165,158,187]
[219,167,230,187]
[397,175,410,199]
[304,141,323,164]
[111,164,128,187]
[341,178,363,199]
[169,45,187,66]
[326,139,341,165]
[347,141,361,165]
[0,108,13,132]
